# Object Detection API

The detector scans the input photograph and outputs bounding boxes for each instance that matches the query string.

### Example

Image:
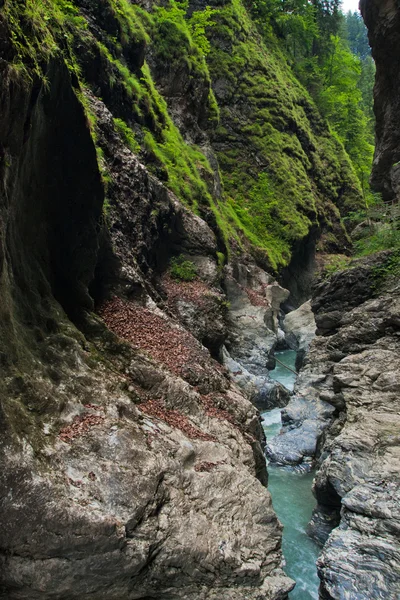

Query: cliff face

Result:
[0,0,363,598]
[265,253,400,599]
[311,258,400,599]
[361,0,400,200]
[202,0,360,273]
[0,59,294,598]
[0,0,360,275]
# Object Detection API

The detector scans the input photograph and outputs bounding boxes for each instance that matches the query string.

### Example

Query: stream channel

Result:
[261,350,320,600]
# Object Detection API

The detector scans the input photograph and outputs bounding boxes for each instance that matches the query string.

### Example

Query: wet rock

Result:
[306,505,341,547]
[266,398,335,466]
[318,482,400,600]
[222,347,290,411]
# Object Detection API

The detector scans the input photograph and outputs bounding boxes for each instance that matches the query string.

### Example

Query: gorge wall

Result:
[270,254,400,599]
[266,1,400,597]
[0,0,367,598]
[313,3,400,597]
[361,0,400,202]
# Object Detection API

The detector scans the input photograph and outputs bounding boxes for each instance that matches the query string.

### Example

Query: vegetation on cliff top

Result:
[205,0,363,266]
[247,2,374,193]
[2,0,366,270]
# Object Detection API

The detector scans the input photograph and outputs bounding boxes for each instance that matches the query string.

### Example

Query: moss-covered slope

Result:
[203,0,361,268]
[2,0,361,273]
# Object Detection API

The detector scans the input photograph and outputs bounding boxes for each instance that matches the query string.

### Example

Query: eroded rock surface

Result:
[283,300,316,352]
[283,299,316,370]
[361,0,400,202]
[271,255,400,599]
[222,262,291,409]
[313,265,400,598]
[0,49,295,600]
[312,3,400,594]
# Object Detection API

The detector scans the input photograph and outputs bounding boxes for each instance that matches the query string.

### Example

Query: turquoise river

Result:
[262,350,320,600]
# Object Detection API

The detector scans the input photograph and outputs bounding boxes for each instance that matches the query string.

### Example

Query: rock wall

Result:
[267,254,400,599]
[267,0,400,591]
[361,0,400,200]
[312,256,400,599]
[0,0,368,598]
[0,54,294,598]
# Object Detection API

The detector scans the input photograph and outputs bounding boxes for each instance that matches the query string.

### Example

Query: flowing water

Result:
[262,350,320,599]
[269,349,298,392]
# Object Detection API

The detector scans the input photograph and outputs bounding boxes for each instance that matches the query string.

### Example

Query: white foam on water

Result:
[261,407,282,427]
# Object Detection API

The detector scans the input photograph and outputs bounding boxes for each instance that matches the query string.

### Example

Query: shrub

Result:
[348,195,400,256]
[170,256,197,281]
[322,255,351,278]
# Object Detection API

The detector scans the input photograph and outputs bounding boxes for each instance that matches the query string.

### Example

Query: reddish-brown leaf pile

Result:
[98,296,210,377]
[201,394,238,427]
[59,405,105,443]
[244,287,269,307]
[162,274,222,310]
[140,399,216,441]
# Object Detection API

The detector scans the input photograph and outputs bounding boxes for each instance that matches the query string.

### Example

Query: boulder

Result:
[283,300,316,368]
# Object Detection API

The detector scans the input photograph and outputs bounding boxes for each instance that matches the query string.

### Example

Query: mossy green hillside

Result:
[204,0,362,268]
[3,0,362,271]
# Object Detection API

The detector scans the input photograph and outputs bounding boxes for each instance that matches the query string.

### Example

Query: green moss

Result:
[207,88,220,126]
[3,0,89,80]
[3,0,362,271]
[74,87,112,203]
[151,1,212,79]
[202,0,362,268]
[322,255,352,279]
[108,0,149,48]
[216,251,226,270]
[91,16,217,212]
[170,255,197,281]
[113,118,140,153]
[371,251,400,290]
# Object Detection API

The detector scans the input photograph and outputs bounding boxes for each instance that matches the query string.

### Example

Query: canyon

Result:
[0,0,399,599]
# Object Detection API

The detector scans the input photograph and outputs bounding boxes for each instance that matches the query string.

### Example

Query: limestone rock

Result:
[0,54,294,600]
[222,264,291,409]
[283,254,400,599]
[222,347,290,411]
[283,300,316,370]
[224,262,289,372]
[318,483,400,600]
[266,397,335,467]
[283,300,316,353]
